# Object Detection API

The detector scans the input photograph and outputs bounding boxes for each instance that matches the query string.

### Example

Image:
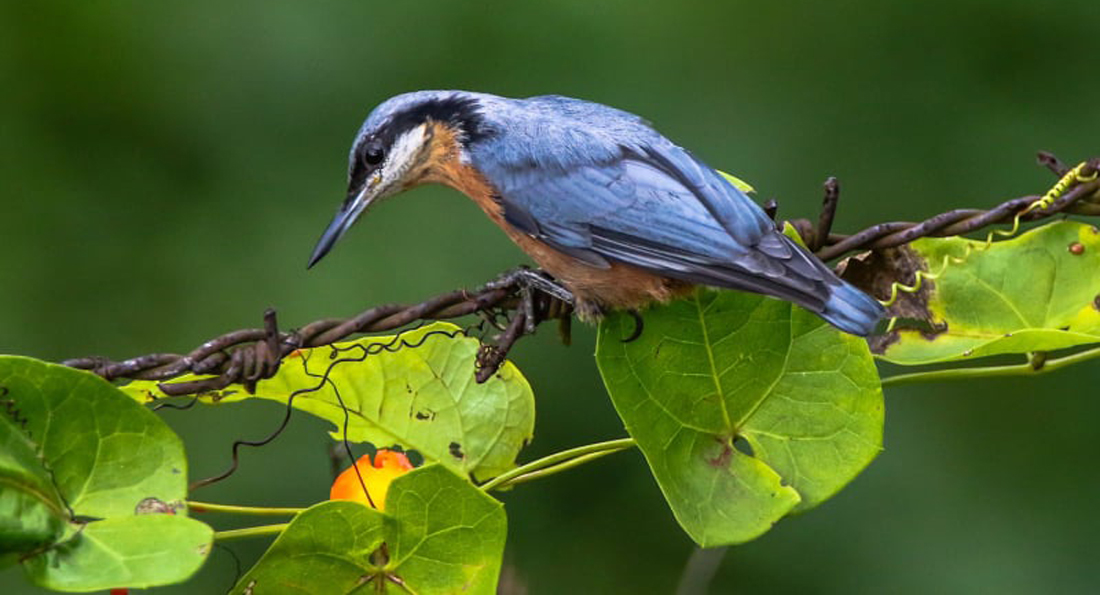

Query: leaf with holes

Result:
[123,322,536,482]
[232,464,506,595]
[846,221,1100,364]
[0,356,212,590]
[596,288,883,546]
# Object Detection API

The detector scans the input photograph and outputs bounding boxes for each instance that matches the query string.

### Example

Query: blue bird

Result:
[308,91,884,336]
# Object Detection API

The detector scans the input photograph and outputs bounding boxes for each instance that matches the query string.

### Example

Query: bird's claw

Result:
[481,266,575,335]
[621,310,644,343]
[519,284,538,334]
[482,267,575,305]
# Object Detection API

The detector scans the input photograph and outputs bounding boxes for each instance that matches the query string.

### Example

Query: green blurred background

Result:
[2,1,1098,593]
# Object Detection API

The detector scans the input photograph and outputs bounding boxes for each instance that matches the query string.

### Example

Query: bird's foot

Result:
[483,267,575,334]
[481,266,575,305]
[471,268,575,382]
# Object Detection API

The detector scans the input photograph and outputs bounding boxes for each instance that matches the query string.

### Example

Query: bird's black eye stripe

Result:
[345,139,385,206]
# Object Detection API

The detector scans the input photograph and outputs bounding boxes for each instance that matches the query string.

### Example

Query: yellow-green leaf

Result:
[124,323,535,482]
[854,221,1100,364]
[717,170,755,193]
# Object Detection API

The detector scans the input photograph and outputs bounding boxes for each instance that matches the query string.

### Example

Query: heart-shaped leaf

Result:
[596,289,883,546]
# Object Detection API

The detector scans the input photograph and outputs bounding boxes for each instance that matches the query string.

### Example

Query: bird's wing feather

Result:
[484,142,834,311]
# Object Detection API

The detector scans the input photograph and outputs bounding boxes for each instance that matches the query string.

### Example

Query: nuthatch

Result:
[308,91,883,335]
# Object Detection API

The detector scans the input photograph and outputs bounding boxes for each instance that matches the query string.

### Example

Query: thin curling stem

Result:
[187,501,305,516]
[488,451,621,489]
[813,153,1099,261]
[877,161,1097,310]
[479,438,636,492]
[877,253,952,307]
[881,345,1100,388]
[213,523,290,542]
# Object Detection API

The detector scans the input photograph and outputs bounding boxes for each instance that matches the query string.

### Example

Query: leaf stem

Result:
[188,501,305,516]
[491,451,618,488]
[880,345,1100,388]
[479,437,635,492]
[213,523,289,542]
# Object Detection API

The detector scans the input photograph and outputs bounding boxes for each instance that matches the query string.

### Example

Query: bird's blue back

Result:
[465,93,781,270]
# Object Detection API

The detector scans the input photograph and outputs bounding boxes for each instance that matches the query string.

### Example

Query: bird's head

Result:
[307,91,492,268]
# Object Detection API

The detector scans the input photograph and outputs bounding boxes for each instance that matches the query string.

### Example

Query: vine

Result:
[876,160,1099,333]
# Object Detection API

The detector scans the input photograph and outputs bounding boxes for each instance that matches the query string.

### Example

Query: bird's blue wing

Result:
[481,142,835,310]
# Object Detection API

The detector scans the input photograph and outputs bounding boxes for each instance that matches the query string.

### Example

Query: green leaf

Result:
[0,356,210,590]
[0,413,66,564]
[717,170,756,193]
[0,356,188,518]
[124,323,536,482]
[232,465,506,595]
[849,221,1100,364]
[231,503,387,595]
[384,465,505,593]
[22,514,213,592]
[596,289,883,546]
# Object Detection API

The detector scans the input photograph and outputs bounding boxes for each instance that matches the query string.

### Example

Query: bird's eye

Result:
[363,143,384,166]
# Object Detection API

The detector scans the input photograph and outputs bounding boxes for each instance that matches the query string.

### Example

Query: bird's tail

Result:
[819,280,885,337]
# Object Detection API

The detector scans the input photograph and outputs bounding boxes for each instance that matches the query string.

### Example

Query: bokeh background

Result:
[3,1,1099,593]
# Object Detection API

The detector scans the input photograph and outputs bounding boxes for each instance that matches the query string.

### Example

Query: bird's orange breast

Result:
[422,128,690,317]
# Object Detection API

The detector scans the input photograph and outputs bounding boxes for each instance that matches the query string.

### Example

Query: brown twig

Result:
[63,152,1098,397]
[814,154,1099,261]
[64,276,572,396]
[811,177,840,251]
[1037,151,1070,176]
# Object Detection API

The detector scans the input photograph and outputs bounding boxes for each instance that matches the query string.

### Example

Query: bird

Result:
[307,90,884,336]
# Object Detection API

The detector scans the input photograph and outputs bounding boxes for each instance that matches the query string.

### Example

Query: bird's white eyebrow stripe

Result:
[382,124,429,181]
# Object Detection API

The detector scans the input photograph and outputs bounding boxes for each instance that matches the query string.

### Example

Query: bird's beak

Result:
[307,172,383,269]
[308,123,434,269]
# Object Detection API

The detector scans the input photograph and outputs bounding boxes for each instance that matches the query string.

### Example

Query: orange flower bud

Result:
[330,449,414,511]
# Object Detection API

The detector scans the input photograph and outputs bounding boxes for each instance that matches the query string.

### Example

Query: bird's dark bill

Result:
[307,210,351,269]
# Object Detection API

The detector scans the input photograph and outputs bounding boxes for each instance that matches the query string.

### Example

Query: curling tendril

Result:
[878,162,1096,323]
